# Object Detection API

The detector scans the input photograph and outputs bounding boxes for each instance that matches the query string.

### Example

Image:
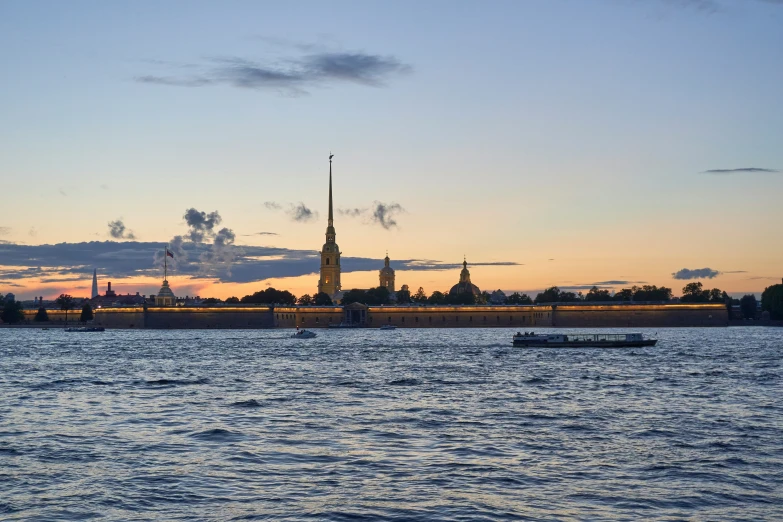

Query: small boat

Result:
[64,326,105,333]
[292,328,317,339]
[379,324,397,331]
[513,332,656,348]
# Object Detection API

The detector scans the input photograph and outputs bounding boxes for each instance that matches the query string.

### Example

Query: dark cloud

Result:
[338,208,367,217]
[136,51,411,96]
[287,203,318,223]
[672,268,721,280]
[183,208,221,243]
[703,167,779,174]
[723,270,748,274]
[0,241,520,287]
[371,202,404,229]
[264,201,282,211]
[108,219,136,240]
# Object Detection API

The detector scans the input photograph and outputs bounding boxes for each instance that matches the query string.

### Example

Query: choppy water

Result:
[0,327,781,521]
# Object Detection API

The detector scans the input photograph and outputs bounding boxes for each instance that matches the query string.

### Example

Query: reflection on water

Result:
[0,327,781,520]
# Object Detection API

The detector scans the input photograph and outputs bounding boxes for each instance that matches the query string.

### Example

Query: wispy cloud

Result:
[0,227,10,236]
[672,267,720,280]
[341,202,405,229]
[264,201,282,211]
[703,167,779,174]
[28,227,37,237]
[287,203,318,223]
[136,50,412,96]
[58,188,67,196]
[108,219,136,240]
[241,232,279,237]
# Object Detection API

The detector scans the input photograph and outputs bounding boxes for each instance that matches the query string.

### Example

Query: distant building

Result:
[91,282,145,307]
[379,253,396,292]
[154,280,176,307]
[489,290,507,304]
[91,269,99,299]
[317,154,342,300]
[449,258,481,298]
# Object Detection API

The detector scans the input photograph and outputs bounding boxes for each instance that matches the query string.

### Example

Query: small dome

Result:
[449,281,481,296]
[157,280,176,298]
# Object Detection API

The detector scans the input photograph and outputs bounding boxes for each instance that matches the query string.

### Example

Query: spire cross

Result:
[328,152,334,227]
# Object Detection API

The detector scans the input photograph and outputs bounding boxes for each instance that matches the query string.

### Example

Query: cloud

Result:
[0,241,521,286]
[286,203,318,223]
[723,270,747,274]
[28,227,37,237]
[183,208,222,243]
[108,219,137,240]
[58,188,67,196]
[703,167,779,174]
[371,202,405,229]
[136,50,412,96]
[672,267,721,280]
[99,184,109,190]
[338,208,367,217]
[241,232,279,237]
[264,201,282,211]
[0,227,10,236]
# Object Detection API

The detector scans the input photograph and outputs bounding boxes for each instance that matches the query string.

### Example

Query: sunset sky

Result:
[1,0,781,300]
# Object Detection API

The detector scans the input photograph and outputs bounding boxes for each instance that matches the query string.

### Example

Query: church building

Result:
[317,154,342,299]
[379,253,395,292]
[449,258,482,298]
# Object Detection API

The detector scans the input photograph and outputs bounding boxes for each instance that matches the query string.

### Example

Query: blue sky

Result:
[1,0,781,299]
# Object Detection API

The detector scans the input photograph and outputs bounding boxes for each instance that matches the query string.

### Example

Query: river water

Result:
[0,327,781,521]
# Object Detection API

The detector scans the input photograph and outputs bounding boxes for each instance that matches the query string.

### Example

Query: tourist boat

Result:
[64,326,105,332]
[292,328,317,339]
[379,324,397,331]
[512,332,657,348]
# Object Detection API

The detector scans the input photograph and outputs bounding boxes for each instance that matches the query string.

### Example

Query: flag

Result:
[166,249,174,259]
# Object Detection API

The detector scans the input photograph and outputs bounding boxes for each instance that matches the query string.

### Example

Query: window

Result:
[326,258,330,265]
[484,316,487,321]
[401,317,405,322]
[388,316,391,323]
[316,317,319,323]
[429,316,432,323]
[469,316,473,322]
[415,317,419,322]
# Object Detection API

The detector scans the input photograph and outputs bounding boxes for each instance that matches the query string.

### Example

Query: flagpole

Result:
[164,245,168,281]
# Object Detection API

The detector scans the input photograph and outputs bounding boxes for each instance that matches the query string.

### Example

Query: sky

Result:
[1,0,782,301]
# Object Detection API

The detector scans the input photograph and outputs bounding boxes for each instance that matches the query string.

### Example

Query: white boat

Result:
[292,328,317,339]
[379,324,397,330]
[512,332,657,348]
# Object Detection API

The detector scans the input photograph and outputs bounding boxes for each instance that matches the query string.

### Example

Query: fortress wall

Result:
[94,309,146,328]
[143,307,274,329]
[20,310,92,324]
[365,305,555,328]
[274,307,344,328]
[552,304,728,327]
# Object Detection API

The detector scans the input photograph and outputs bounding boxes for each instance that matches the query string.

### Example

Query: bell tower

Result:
[318,153,341,296]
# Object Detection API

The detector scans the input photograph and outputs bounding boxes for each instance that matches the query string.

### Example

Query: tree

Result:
[395,287,411,304]
[201,298,221,305]
[34,307,49,322]
[708,288,724,303]
[225,296,240,304]
[1,298,24,324]
[534,286,562,304]
[585,286,612,302]
[412,287,427,303]
[613,288,634,301]
[427,291,446,304]
[80,303,94,323]
[55,294,75,324]
[739,294,757,319]
[506,292,533,305]
[314,292,333,306]
[632,285,673,302]
[365,286,391,305]
[240,288,296,305]
[478,291,491,305]
[680,282,706,303]
[761,282,783,320]
[297,294,313,306]
[447,292,476,305]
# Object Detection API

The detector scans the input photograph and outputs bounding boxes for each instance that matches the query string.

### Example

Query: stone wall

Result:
[366,305,554,328]
[16,303,729,328]
[552,304,728,327]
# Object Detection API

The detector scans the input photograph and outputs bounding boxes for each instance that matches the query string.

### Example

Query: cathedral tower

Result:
[318,154,341,297]
[379,252,395,292]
